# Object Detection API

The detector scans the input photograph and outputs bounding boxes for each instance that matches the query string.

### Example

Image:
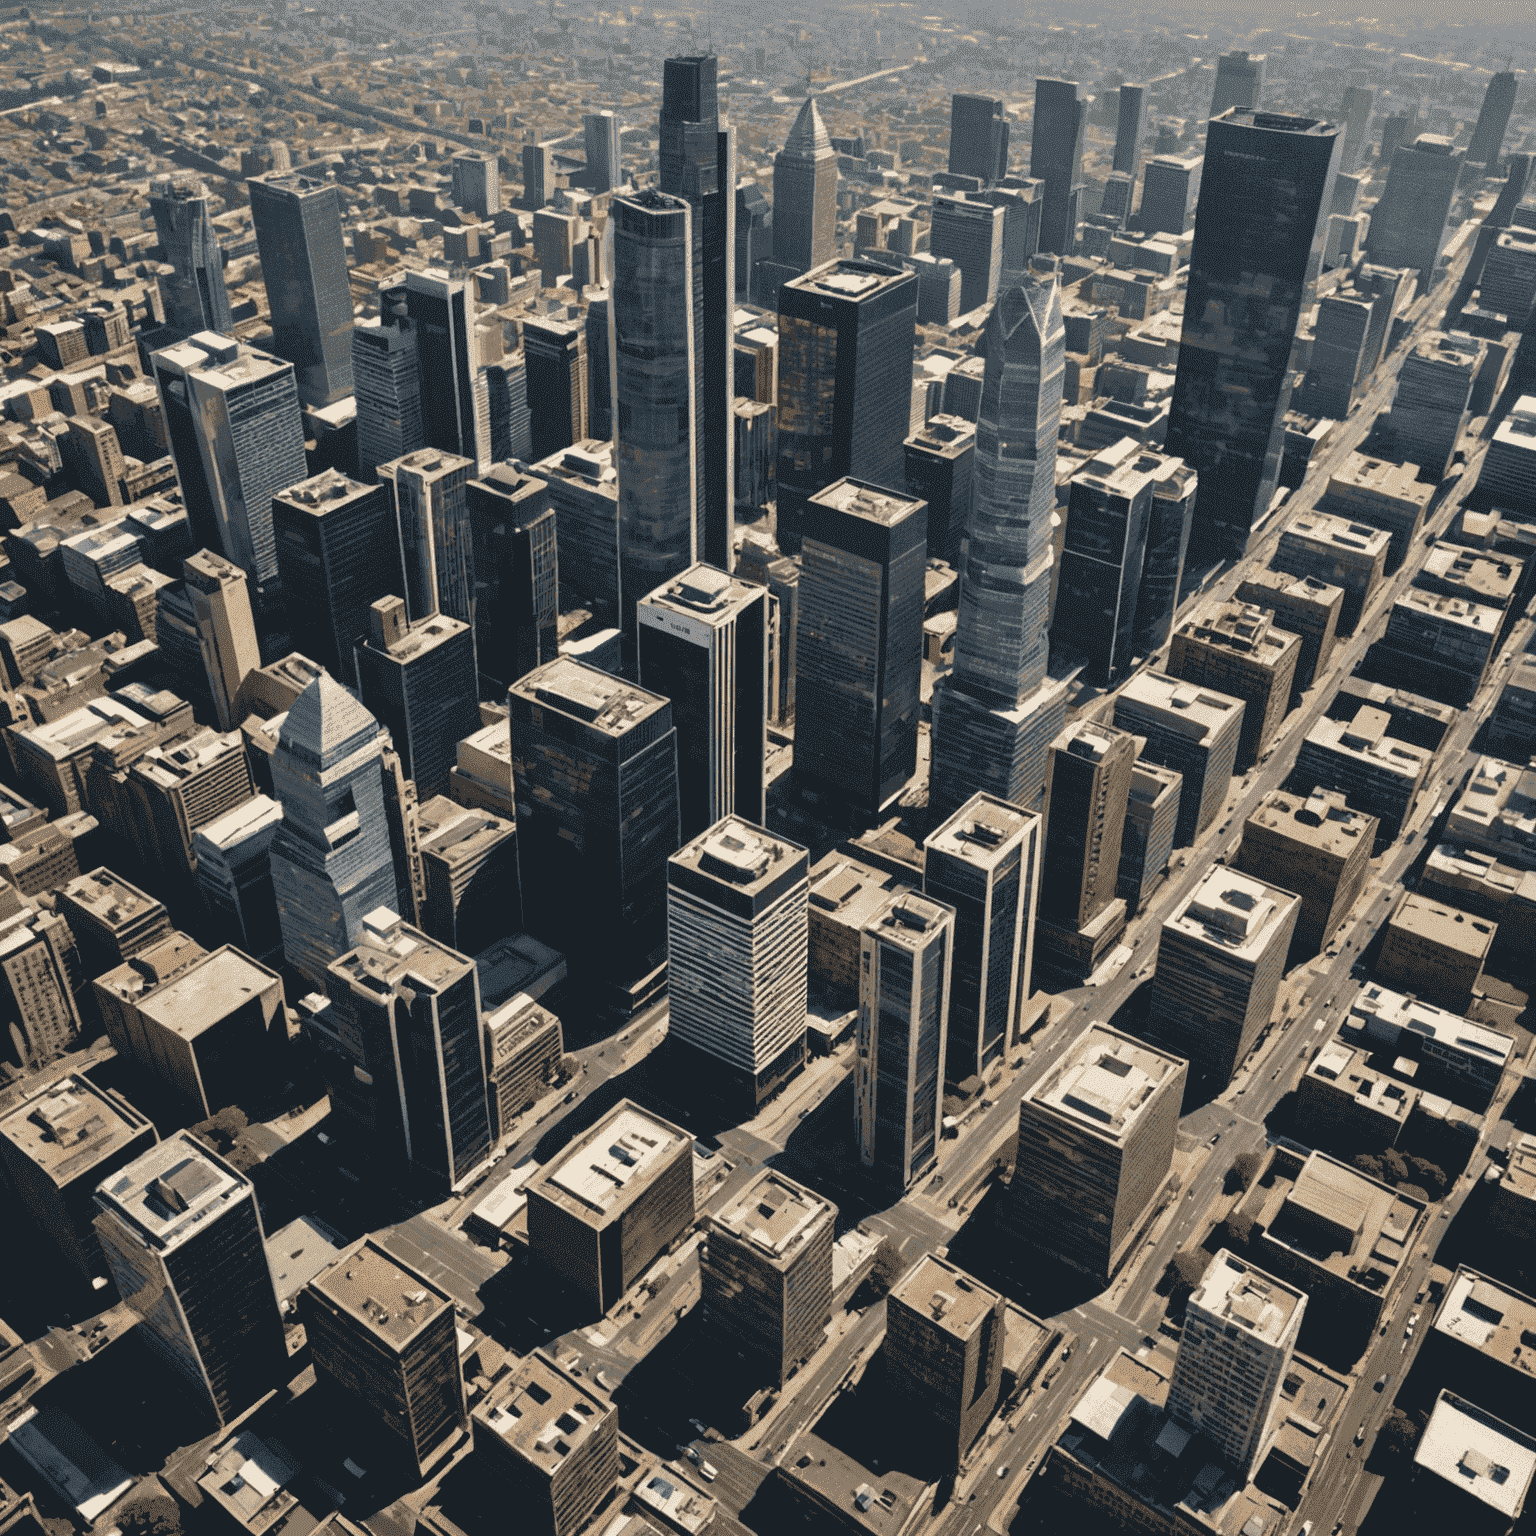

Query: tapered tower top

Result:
[783,97,832,158]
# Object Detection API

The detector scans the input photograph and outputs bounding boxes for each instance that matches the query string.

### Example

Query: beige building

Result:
[1377,892,1496,1012]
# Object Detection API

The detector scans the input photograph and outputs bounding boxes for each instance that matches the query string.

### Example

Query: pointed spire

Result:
[280,672,381,767]
[783,96,832,157]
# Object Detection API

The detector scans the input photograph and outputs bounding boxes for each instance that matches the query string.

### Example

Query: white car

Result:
[699,1461,718,1482]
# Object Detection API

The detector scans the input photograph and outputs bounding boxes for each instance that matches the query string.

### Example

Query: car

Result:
[699,1462,718,1482]
[1296,1524,1313,1536]
[689,1419,708,1436]
[1209,1133,1221,1146]
[997,1466,1010,1479]
[1354,1424,1366,1446]
[1061,1346,1072,1360]
[1374,1374,1389,1391]
[680,1446,701,1466]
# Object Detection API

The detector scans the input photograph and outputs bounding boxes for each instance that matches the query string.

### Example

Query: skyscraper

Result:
[793,479,927,818]
[523,317,588,462]
[637,563,770,836]
[1131,458,1198,655]
[1467,70,1518,168]
[247,170,354,408]
[322,907,492,1190]
[521,142,553,209]
[1136,154,1201,236]
[351,315,423,481]
[667,817,809,1108]
[1113,85,1145,178]
[923,794,1040,1085]
[451,151,500,218]
[269,674,400,985]
[904,414,975,565]
[769,98,838,282]
[184,548,261,732]
[487,351,533,466]
[659,53,735,572]
[948,93,1009,185]
[507,658,679,993]
[94,1131,286,1424]
[929,194,1005,314]
[1210,50,1265,118]
[857,891,954,1190]
[272,469,405,689]
[1029,79,1087,255]
[774,258,918,553]
[583,110,622,192]
[150,332,308,608]
[609,188,697,638]
[980,177,1044,280]
[149,177,233,337]
[1338,85,1374,173]
[404,269,489,469]
[378,449,475,629]
[930,272,1069,818]
[1165,109,1339,564]
[1040,719,1139,931]
[1168,1252,1306,1477]
[465,465,558,688]
[1365,134,1463,286]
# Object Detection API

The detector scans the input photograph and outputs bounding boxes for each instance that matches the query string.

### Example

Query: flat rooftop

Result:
[474,1352,608,1476]
[780,1429,926,1536]
[1167,867,1296,955]
[1308,710,1430,777]
[274,468,377,515]
[1282,511,1391,558]
[890,1254,1000,1340]
[1116,671,1243,742]
[1189,1250,1303,1345]
[1387,893,1496,959]
[1245,788,1375,856]
[711,1169,833,1261]
[1305,1039,1415,1123]
[331,908,472,995]
[531,1100,688,1222]
[137,947,279,1039]
[1434,1267,1536,1381]
[1027,1021,1181,1142]
[95,1130,249,1252]
[1348,983,1512,1070]
[512,656,669,738]
[925,792,1035,867]
[1391,587,1503,635]
[864,891,952,954]
[671,816,807,896]
[812,477,924,526]
[60,867,164,929]
[789,258,913,303]
[0,1073,150,1187]
[418,799,512,866]
[1414,1391,1536,1521]
[310,1237,452,1347]
[639,562,763,624]
[807,852,905,926]
[906,413,974,457]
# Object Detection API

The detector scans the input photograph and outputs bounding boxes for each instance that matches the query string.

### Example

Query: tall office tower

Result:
[702,1169,834,1386]
[416,797,519,954]
[948,93,1009,185]
[1054,438,1163,686]
[1118,760,1182,914]
[1377,111,1413,165]
[1338,85,1374,173]
[793,479,926,818]
[582,297,612,443]
[151,333,308,606]
[886,1256,1004,1471]
[303,1238,467,1479]
[768,98,838,284]
[526,1100,694,1314]
[352,318,423,480]
[194,795,284,965]
[981,177,1045,280]
[247,171,354,408]
[1113,85,1146,178]
[1131,457,1197,655]
[1002,1022,1185,1280]
[1365,135,1463,286]
[738,537,799,723]
[1210,50,1265,118]
[929,194,1005,314]
[1166,110,1339,564]
[379,449,475,628]
[323,907,492,1189]
[1467,70,1518,168]
[904,415,975,566]
[0,1072,156,1283]
[487,352,533,465]
[930,272,1069,819]
[356,598,480,799]
[93,1131,285,1424]
[474,1353,620,1536]
[1113,671,1245,846]
[1169,1252,1306,1477]
[774,258,918,553]
[737,177,773,298]
[1096,172,1134,229]
[59,415,125,509]
[149,177,233,337]
[923,794,1040,1085]
[272,470,404,690]
[404,270,489,469]
[583,110,622,192]
[521,142,553,209]
[667,817,809,1108]
[856,891,954,1191]
[1029,79,1087,255]
[184,548,260,731]
[269,674,399,985]
[1148,868,1300,1085]
[0,901,82,1070]
[507,659,679,992]
[465,466,558,688]
[637,564,770,836]
[658,54,735,573]
[608,189,697,636]
[523,317,588,463]
[1039,720,1139,931]
[451,151,499,218]
[1136,154,1201,236]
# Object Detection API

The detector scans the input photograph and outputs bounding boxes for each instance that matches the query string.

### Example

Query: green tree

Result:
[1406,1156,1447,1197]
[117,1495,182,1536]
[1224,1151,1263,1195]
[1376,1408,1421,1460]
[1171,1249,1209,1290]
[1222,1210,1257,1248]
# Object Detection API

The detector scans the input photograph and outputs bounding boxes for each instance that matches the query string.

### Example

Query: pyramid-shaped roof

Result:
[783,96,832,157]
[280,672,380,767]
[991,271,1061,355]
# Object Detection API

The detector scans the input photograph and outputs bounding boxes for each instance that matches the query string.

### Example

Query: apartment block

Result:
[1234,570,1342,699]
[1289,706,1431,846]
[1272,512,1389,634]
[484,995,563,1140]
[1116,761,1181,915]
[1376,894,1497,1013]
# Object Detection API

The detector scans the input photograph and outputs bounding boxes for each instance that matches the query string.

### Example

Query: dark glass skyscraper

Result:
[775,259,918,553]
[1029,78,1086,255]
[659,54,735,574]
[1365,134,1463,286]
[248,171,355,408]
[405,270,489,468]
[1165,108,1340,564]
[948,93,1009,185]
[1210,50,1265,118]
[150,177,234,337]
[1467,70,1518,168]
[1113,85,1145,178]
[466,465,558,688]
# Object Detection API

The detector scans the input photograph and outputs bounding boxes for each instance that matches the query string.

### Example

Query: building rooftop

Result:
[1445,757,1536,861]
[1414,1391,1536,1521]
[1346,983,1513,1074]
[1027,1021,1182,1142]
[417,799,512,868]
[1188,1250,1304,1345]
[788,258,914,303]
[331,908,473,995]
[811,477,925,527]
[1327,453,1433,505]
[925,792,1036,867]
[1305,1039,1416,1125]
[275,468,378,515]
[474,1352,609,1476]
[631,1469,715,1535]
[1245,789,1375,856]
[195,794,284,853]
[710,1169,833,1262]
[890,1254,1000,1339]
[1167,868,1296,955]
[1433,1266,1536,1381]
[1386,892,1497,959]
[1391,586,1503,635]
[196,1431,298,1536]
[512,656,669,738]
[0,1073,150,1188]
[94,1130,249,1252]
[59,867,164,930]
[537,439,618,492]
[1116,671,1244,743]
[15,697,148,764]
[639,561,763,625]
[476,932,565,1010]
[1179,600,1299,663]
[136,947,279,1040]
[864,891,952,954]
[780,1429,927,1536]
[670,817,807,896]
[906,413,974,458]
[1418,546,1522,608]
[530,1100,688,1224]
[1307,709,1430,778]
[1283,510,1392,559]
[381,448,473,484]
[310,1236,452,1347]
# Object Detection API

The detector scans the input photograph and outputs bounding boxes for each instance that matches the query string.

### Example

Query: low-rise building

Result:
[1418,1267,1536,1426]
[1271,511,1389,633]
[1376,894,1497,1014]
[1323,452,1431,572]
[1289,706,1431,846]
[1234,569,1342,699]
[484,996,563,1140]
[1411,1390,1536,1528]
[1374,588,1503,708]
[1344,981,1512,1110]
[1293,1036,1418,1155]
